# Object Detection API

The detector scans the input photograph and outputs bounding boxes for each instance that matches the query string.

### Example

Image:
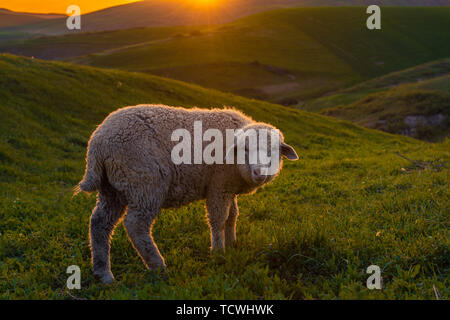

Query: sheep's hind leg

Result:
[124,205,166,272]
[225,196,239,247]
[90,193,126,284]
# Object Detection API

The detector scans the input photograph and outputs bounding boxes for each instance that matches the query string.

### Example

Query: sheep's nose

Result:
[251,168,267,182]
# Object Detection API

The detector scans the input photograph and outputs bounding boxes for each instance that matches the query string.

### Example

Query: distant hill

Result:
[301,58,450,112]
[1,0,449,35]
[0,8,65,28]
[299,59,450,141]
[0,0,322,35]
[322,76,450,141]
[300,0,450,5]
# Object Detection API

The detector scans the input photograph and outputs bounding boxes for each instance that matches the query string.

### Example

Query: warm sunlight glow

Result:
[0,0,140,14]
[195,0,214,4]
[1,0,226,14]
[193,0,220,8]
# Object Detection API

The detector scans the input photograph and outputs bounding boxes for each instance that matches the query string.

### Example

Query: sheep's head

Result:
[227,123,298,187]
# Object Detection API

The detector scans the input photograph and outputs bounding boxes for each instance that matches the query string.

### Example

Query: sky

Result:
[1,0,141,14]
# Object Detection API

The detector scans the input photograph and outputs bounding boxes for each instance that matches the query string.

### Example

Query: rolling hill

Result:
[0,0,325,36]
[299,58,450,141]
[300,0,450,5]
[321,75,450,141]
[1,0,449,36]
[0,54,448,299]
[2,7,448,105]
[0,8,65,28]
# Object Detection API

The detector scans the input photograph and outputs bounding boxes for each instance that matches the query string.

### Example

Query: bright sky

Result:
[1,0,141,14]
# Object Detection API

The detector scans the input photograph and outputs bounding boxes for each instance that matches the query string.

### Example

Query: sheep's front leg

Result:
[206,193,233,252]
[124,206,166,271]
[225,196,239,247]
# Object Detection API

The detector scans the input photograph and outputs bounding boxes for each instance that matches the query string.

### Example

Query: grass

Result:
[2,7,450,104]
[0,54,448,299]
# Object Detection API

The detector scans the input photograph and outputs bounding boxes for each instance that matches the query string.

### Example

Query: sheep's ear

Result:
[281,142,298,160]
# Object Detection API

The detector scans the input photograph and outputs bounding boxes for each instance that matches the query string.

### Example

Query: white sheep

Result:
[76,104,298,284]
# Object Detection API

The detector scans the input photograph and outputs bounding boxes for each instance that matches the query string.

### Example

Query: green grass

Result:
[0,54,448,299]
[2,7,450,104]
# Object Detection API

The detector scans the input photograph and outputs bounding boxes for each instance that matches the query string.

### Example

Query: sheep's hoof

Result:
[155,265,168,275]
[211,251,226,265]
[225,240,238,248]
[211,247,226,256]
[145,266,168,282]
[94,271,115,285]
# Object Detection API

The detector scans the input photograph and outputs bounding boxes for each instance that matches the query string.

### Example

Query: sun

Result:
[193,0,219,7]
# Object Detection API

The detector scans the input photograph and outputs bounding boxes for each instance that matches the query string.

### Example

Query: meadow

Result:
[0,54,448,299]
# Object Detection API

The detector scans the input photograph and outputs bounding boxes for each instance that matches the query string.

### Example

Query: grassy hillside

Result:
[300,58,450,112]
[3,7,449,105]
[0,27,187,59]
[0,9,64,43]
[299,59,450,141]
[0,54,448,299]
[322,76,450,141]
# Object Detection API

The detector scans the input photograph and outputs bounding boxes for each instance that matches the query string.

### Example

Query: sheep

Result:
[75,104,298,284]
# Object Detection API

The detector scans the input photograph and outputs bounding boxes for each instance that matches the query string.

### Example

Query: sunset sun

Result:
[195,0,214,4]
[193,0,219,8]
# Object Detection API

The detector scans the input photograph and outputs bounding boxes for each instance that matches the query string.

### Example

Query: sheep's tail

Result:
[73,151,103,196]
